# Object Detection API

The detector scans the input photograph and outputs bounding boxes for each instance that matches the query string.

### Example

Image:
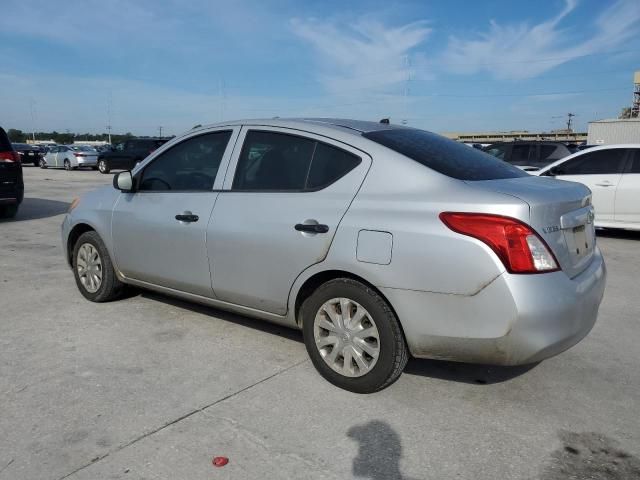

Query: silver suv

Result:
[62,119,606,393]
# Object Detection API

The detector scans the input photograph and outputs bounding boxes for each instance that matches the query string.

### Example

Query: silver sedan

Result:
[61,119,606,393]
[42,145,98,170]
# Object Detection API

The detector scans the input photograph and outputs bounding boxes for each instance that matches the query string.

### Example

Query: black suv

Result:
[483,141,572,171]
[97,138,167,174]
[12,143,43,167]
[0,128,24,218]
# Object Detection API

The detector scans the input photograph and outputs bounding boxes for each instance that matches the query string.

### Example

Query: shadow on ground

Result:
[139,290,537,385]
[138,291,304,343]
[405,357,537,385]
[596,228,640,240]
[348,420,419,480]
[1,198,70,222]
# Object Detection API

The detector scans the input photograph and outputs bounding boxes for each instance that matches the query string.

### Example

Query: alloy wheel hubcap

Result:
[77,243,102,293]
[313,297,380,378]
[99,161,106,172]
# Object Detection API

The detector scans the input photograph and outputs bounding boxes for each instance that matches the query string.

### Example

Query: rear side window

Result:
[559,149,627,175]
[484,144,508,160]
[364,129,527,180]
[510,144,531,164]
[233,131,361,191]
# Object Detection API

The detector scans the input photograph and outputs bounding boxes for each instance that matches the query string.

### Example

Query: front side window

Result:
[627,149,640,173]
[558,149,627,175]
[484,145,508,160]
[139,131,232,191]
[233,131,361,191]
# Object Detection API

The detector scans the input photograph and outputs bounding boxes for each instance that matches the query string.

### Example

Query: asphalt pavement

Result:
[1,166,639,479]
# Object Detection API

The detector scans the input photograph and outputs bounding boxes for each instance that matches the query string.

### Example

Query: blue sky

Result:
[1,0,639,136]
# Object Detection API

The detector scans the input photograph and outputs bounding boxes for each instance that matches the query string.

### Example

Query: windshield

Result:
[363,129,528,181]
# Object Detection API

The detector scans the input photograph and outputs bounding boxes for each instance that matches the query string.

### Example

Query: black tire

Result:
[98,159,110,174]
[33,160,39,167]
[0,204,18,219]
[72,231,124,302]
[64,159,71,171]
[301,278,408,393]
[39,158,47,169]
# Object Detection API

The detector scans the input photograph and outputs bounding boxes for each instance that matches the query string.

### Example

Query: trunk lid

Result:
[467,176,596,278]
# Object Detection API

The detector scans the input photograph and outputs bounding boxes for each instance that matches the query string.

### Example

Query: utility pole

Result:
[158,126,163,139]
[566,113,575,132]
[30,97,36,142]
[107,91,113,144]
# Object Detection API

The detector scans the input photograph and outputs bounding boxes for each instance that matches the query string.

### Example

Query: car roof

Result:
[193,118,403,136]
[537,143,640,174]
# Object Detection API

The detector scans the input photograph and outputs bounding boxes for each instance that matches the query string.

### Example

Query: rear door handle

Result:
[595,181,614,187]
[295,223,329,234]
[175,213,199,223]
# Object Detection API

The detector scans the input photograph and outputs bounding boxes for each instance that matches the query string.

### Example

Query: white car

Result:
[41,145,98,170]
[536,144,640,230]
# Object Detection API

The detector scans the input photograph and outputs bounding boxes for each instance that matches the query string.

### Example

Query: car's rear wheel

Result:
[33,160,39,167]
[98,159,110,174]
[39,158,47,169]
[64,159,71,171]
[301,278,408,393]
[0,204,18,219]
[72,231,124,302]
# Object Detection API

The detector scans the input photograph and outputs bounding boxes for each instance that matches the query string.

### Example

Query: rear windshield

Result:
[363,129,528,180]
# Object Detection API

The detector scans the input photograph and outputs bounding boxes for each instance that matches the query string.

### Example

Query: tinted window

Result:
[539,145,558,161]
[233,131,315,190]
[307,142,361,189]
[510,144,531,164]
[0,128,11,151]
[484,145,508,159]
[559,149,627,175]
[364,129,527,180]
[628,150,640,173]
[139,131,231,191]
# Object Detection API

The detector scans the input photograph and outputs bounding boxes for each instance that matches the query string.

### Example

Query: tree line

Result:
[6,128,156,145]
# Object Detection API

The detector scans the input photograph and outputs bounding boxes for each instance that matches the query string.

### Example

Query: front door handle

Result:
[295,223,329,234]
[595,181,614,187]
[175,212,199,223]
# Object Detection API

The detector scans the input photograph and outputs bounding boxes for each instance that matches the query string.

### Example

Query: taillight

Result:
[73,153,85,157]
[439,212,559,274]
[0,151,20,162]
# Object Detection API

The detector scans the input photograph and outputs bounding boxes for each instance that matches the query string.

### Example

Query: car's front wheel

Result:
[98,159,110,174]
[72,231,124,302]
[301,278,408,393]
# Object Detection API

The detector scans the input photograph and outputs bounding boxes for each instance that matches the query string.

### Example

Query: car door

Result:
[207,127,371,315]
[111,128,238,297]
[550,148,628,222]
[46,147,57,166]
[614,148,640,224]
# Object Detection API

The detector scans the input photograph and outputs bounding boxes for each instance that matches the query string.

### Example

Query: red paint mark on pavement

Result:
[212,456,229,468]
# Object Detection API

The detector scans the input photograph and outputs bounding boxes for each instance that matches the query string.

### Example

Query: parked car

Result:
[483,141,572,172]
[0,127,24,218]
[41,145,91,170]
[69,145,99,169]
[11,143,42,167]
[97,138,167,173]
[62,119,606,393]
[536,144,640,231]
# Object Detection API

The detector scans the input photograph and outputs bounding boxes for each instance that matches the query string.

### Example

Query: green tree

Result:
[7,129,26,142]
[619,107,632,119]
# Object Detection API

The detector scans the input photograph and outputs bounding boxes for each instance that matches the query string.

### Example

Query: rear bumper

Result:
[382,247,606,365]
[76,157,97,166]
[0,187,24,205]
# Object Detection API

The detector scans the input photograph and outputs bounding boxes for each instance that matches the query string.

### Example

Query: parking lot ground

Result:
[1,166,640,480]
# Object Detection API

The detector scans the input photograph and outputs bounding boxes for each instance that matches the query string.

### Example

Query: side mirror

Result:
[113,171,134,192]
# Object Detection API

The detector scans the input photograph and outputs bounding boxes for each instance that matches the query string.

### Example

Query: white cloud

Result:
[291,18,431,95]
[442,0,640,80]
